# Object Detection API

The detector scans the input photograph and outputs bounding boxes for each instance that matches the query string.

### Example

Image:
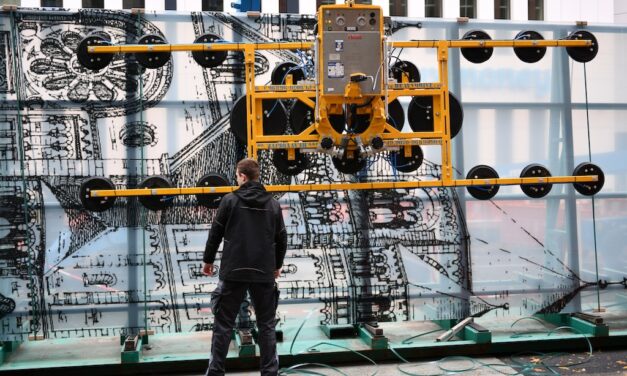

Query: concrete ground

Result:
[182,349,627,375]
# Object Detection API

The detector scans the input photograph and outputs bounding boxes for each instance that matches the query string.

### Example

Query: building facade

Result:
[6,0,626,24]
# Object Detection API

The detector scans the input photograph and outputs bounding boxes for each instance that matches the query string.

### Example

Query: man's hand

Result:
[203,263,214,276]
[274,268,281,279]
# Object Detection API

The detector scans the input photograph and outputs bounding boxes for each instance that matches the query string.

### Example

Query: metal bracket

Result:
[572,312,604,325]
[358,323,388,350]
[321,324,357,339]
[235,329,256,357]
[121,334,142,363]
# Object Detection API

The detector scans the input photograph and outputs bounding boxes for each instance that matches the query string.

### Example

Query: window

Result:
[41,0,63,6]
[202,0,223,11]
[425,0,442,18]
[82,0,104,7]
[390,0,407,17]
[122,0,144,9]
[494,0,510,19]
[165,0,176,10]
[279,0,299,13]
[460,0,476,18]
[528,0,544,20]
[354,0,372,4]
[317,0,336,8]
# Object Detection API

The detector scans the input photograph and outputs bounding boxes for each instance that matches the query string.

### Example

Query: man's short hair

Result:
[237,158,260,181]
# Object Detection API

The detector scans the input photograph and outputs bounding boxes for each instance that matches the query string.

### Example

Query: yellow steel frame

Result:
[86,3,598,199]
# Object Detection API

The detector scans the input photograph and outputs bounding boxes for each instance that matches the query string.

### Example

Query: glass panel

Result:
[570,32,627,104]
[468,198,579,315]
[460,0,476,18]
[82,0,104,8]
[165,0,176,11]
[576,198,627,321]
[528,0,544,21]
[123,0,144,9]
[317,0,336,8]
[461,108,562,197]
[425,0,442,18]
[41,0,63,6]
[202,0,223,11]
[0,8,625,344]
[459,28,558,103]
[279,0,299,14]
[572,110,627,194]
[390,0,408,17]
[494,0,510,20]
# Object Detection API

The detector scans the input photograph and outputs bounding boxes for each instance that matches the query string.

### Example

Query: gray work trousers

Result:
[205,280,279,376]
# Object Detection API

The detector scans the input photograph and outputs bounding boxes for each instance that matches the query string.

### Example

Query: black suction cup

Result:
[79,177,116,212]
[138,176,174,211]
[196,173,230,208]
[514,30,546,63]
[76,35,113,71]
[329,114,347,134]
[230,96,288,145]
[332,154,367,174]
[273,149,310,176]
[466,165,499,200]
[461,30,493,64]
[566,30,599,63]
[390,60,420,83]
[346,112,371,134]
[289,100,315,134]
[289,100,345,134]
[572,162,604,196]
[192,33,228,68]
[387,99,405,131]
[408,92,463,138]
[271,62,305,85]
[390,145,423,173]
[520,163,552,198]
[135,34,170,69]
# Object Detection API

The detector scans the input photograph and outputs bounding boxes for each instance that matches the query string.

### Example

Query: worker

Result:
[203,158,288,376]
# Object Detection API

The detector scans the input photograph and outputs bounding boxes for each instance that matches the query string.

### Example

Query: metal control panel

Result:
[320,6,383,95]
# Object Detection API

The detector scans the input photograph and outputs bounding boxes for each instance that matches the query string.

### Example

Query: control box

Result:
[319,5,383,95]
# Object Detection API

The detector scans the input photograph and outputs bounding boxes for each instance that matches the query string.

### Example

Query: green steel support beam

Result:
[536,313,609,337]
[320,324,357,339]
[569,317,609,336]
[462,323,492,344]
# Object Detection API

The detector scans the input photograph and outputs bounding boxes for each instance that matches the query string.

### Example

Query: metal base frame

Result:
[2,314,624,375]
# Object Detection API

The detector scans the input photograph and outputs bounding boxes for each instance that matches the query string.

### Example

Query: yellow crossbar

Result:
[90,175,598,198]
[390,39,591,48]
[88,39,589,54]
[89,42,314,54]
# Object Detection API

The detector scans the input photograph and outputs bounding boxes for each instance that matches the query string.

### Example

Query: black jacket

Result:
[203,181,287,282]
